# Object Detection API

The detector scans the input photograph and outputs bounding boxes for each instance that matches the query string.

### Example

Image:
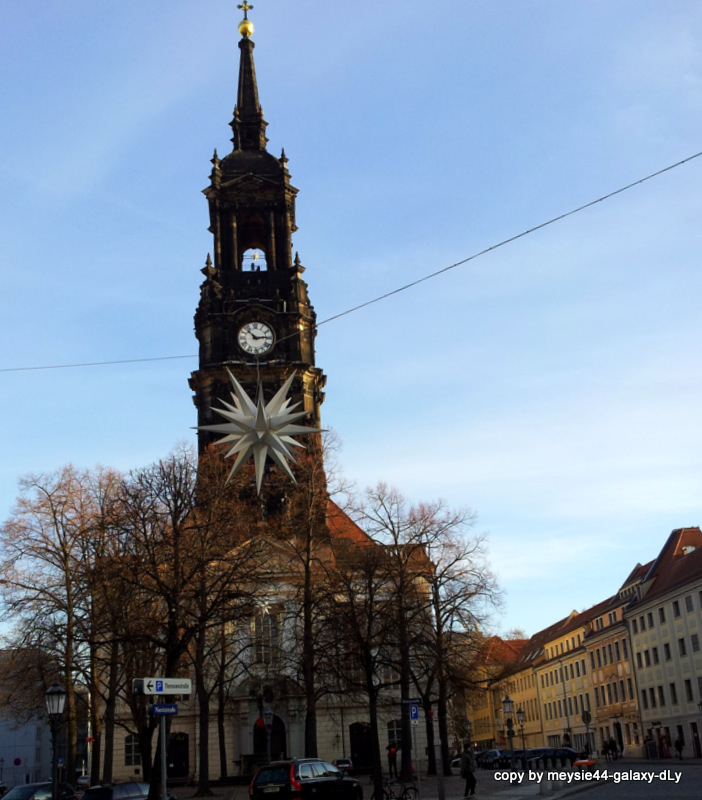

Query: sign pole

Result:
[160,698,167,800]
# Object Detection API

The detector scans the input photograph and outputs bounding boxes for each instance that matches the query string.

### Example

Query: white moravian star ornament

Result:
[198,369,322,494]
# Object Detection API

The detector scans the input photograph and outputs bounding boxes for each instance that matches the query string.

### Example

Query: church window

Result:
[252,607,283,664]
[125,734,140,766]
[387,719,402,748]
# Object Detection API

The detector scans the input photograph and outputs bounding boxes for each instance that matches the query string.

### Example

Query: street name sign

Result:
[151,704,178,716]
[141,677,192,695]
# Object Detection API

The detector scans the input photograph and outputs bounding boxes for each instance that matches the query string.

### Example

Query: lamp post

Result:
[45,683,67,800]
[517,708,526,758]
[264,708,273,763]
[502,695,515,768]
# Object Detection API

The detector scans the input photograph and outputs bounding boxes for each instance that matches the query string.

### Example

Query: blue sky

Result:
[2,1,702,637]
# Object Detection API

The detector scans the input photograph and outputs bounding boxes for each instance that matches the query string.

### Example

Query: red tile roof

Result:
[326,499,374,546]
[635,527,702,605]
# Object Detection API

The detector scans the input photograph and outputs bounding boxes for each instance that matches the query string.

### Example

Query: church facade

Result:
[105,8,429,784]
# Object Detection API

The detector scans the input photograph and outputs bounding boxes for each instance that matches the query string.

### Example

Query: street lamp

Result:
[516,708,526,759]
[502,696,515,768]
[263,708,273,763]
[45,683,67,800]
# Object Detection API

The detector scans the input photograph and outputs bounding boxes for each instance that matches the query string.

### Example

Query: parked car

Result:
[82,784,174,800]
[526,747,581,767]
[249,759,363,799]
[2,784,77,800]
[76,777,91,790]
[475,749,502,768]
[331,758,354,772]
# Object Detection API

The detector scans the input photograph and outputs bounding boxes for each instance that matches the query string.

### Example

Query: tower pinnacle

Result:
[237,2,254,38]
[231,1,267,150]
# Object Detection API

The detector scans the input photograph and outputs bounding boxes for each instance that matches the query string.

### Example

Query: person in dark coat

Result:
[459,742,476,798]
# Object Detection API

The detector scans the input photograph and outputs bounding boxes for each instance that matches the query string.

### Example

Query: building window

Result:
[641,690,648,710]
[647,612,654,628]
[622,638,628,659]
[636,652,643,669]
[691,634,700,653]
[670,683,678,705]
[582,659,587,675]
[685,595,693,613]
[615,641,621,661]
[644,650,651,667]
[627,678,634,700]
[387,719,402,748]
[678,638,687,657]
[252,607,283,664]
[659,607,666,624]
[673,600,680,618]
[125,734,141,767]
[612,682,618,703]
[597,650,602,668]
[658,686,665,706]
[620,680,625,702]
[664,642,671,661]
[632,619,638,634]
[608,644,614,663]
[649,687,657,708]
[576,661,580,677]
[685,680,693,702]
[652,647,659,664]
[640,616,646,631]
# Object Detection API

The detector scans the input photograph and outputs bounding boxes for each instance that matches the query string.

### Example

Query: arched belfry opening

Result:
[242,248,267,271]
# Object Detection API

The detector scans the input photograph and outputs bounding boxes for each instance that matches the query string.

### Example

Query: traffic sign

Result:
[402,697,422,704]
[410,705,419,721]
[141,677,192,695]
[151,703,178,716]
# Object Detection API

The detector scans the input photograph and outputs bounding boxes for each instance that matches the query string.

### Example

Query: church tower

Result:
[189,6,326,453]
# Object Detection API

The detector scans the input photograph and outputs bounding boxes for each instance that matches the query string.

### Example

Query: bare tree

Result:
[0,465,121,783]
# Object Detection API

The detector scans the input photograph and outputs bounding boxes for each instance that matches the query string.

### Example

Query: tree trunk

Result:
[101,641,119,783]
[423,702,437,775]
[217,637,228,779]
[303,561,317,758]
[368,692,384,800]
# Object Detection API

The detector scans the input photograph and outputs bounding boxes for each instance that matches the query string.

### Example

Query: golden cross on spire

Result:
[238,1,253,18]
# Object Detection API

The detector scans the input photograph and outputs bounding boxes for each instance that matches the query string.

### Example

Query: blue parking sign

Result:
[156,680,164,693]
[410,704,419,720]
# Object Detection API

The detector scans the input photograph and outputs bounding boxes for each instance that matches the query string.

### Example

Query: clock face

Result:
[238,321,275,355]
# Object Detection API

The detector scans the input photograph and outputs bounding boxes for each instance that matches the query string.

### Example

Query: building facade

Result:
[625,527,702,760]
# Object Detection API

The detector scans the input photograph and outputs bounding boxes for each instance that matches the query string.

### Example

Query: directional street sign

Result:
[151,703,178,716]
[402,697,422,704]
[141,677,192,695]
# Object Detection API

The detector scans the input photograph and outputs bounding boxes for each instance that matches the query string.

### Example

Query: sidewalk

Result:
[177,758,702,800]
[406,757,702,800]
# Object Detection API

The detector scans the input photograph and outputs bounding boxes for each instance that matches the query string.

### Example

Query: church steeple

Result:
[231,2,268,151]
[190,3,326,455]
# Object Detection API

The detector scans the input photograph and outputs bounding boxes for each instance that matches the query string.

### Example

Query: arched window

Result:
[251,606,283,664]
[242,248,267,271]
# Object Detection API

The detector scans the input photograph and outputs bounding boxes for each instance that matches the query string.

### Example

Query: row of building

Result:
[465,526,702,760]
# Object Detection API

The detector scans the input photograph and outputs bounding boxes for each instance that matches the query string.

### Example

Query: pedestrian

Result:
[608,738,618,761]
[387,741,398,778]
[459,742,476,798]
[675,737,683,760]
